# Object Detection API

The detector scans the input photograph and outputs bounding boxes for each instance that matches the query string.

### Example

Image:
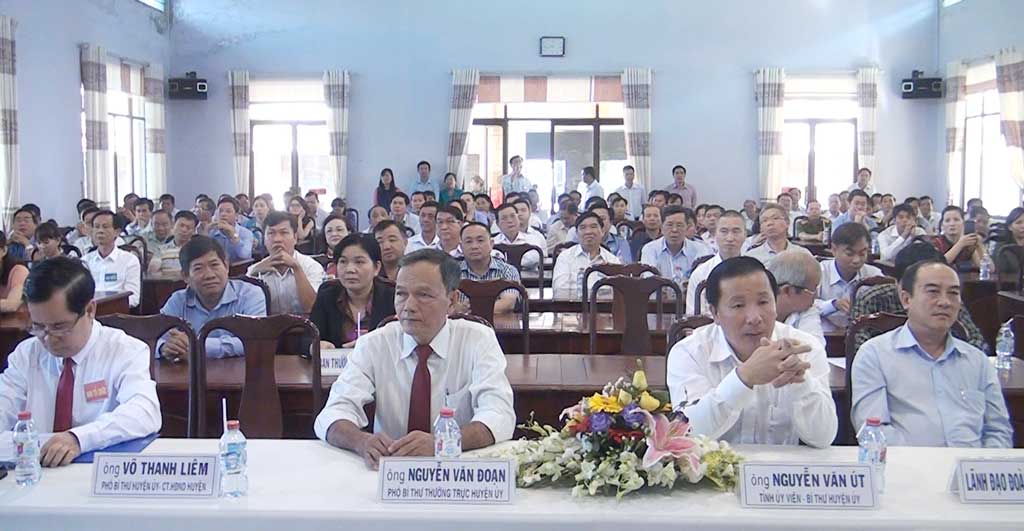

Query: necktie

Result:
[406,345,433,434]
[53,358,75,432]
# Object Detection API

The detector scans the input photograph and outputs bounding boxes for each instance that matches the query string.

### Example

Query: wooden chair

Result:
[121,235,149,266]
[196,314,322,439]
[692,280,708,316]
[849,276,896,309]
[588,275,683,356]
[1013,315,1024,360]
[996,244,1024,290]
[344,208,360,232]
[375,312,494,330]
[615,220,643,241]
[231,275,272,315]
[581,263,659,308]
[667,315,714,353]
[551,241,576,262]
[457,279,530,354]
[791,215,808,238]
[60,244,82,258]
[689,254,715,276]
[97,314,201,437]
[494,243,545,296]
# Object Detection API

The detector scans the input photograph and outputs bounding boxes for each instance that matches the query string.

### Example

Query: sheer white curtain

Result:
[996,48,1024,190]
[81,44,112,208]
[143,63,166,197]
[446,69,479,180]
[228,70,250,194]
[0,16,18,231]
[756,68,785,200]
[323,70,350,199]
[944,61,967,205]
[622,68,652,191]
[857,67,879,175]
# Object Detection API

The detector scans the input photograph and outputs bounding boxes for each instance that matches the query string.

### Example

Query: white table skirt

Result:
[1,439,1022,531]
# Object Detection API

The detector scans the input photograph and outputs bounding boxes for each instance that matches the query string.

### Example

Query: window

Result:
[955,61,1019,213]
[107,61,148,200]
[782,75,859,203]
[466,101,625,213]
[249,79,330,203]
[135,0,166,12]
[942,0,964,8]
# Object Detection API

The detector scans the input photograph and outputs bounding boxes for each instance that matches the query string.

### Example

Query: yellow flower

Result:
[639,391,660,412]
[618,389,633,406]
[588,394,624,413]
[632,369,648,392]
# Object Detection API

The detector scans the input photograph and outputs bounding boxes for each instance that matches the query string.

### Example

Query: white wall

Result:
[0,0,170,223]
[167,0,943,214]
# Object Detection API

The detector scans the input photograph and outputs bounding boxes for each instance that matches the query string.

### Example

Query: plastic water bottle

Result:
[13,411,41,486]
[870,232,880,256]
[575,268,585,299]
[995,321,1015,371]
[857,417,887,494]
[979,252,994,281]
[434,407,462,458]
[219,420,248,497]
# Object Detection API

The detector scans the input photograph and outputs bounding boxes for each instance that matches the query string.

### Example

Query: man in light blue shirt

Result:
[158,236,267,360]
[408,160,438,196]
[641,205,712,283]
[852,260,1012,447]
[208,196,254,262]
[501,155,533,195]
[830,189,877,236]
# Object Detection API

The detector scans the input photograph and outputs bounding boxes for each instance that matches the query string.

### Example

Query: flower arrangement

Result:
[498,360,742,498]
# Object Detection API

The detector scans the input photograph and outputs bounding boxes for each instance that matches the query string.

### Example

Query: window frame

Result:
[782,117,859,203]
[956,87,1022,210]
[108,110,148,201]
[248,119,328,198]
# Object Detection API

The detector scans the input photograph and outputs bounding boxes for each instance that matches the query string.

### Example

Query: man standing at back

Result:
[501,155,532,195]
[847,167,875,196]
[666,165,697,209]
[577,166,604,202]
[615,165,646,219]
[409,160,437,196]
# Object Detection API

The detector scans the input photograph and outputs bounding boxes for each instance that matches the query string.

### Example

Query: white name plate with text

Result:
[951,458,1024,504]
[378,457,515,505]
[91,453,220,498]
[320,348,352,376]
[739,462,877,510]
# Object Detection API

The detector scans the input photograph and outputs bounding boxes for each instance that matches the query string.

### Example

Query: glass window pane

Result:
[981,114,1016,215]
[784,99,857,120]
[813,122,857,202]
[508,120,552,206]
[598,124,627,200]
[112,116,132,200]
[982,89,1001,115]
[782,122,810,199]
[963,116,983,205]
[553,124,594,197]
[132,118,147,196]
[597,102,624,119]
[466,124,505,199]
[297,124,331,197]
[965,93,983,117]
[252,124,294,202]
[249,102,327,121]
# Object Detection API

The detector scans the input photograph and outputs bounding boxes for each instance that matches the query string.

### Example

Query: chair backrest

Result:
[60,244,82,258]
[997,244,1024,290]
[552,241,576,261]
[196,314,322,439]
[581,263,659,307]
[231,275,272,315]
[344,208,360,232]
[849,276,896,309]
[494,243,545,296]
[692,280,708,316]
[792,215,808,238]
[122,235,149,265]
[97,314,201,437]
[457,279,530,354]
[615,220,642,241]
[228,259,255,277]
[1014,315,1024,361]
[667,315,714,353]
[118,243,145,271]
[375,312,493,331]
[689,253,714,275]
[588,275,683,355]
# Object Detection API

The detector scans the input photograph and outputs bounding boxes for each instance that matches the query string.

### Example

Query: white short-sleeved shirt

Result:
[815,259,882,331]
[247,250,325,315]
[685,254,723,316]
[551,244,621,295]
[492,229,547,269]
[82,246,142,307]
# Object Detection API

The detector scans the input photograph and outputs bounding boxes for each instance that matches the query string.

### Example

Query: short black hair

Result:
[899,258,953,295]
[152,209,172,221]
[174,210,199,226]
[133,198,154,212]
[437,205,465,222]
[330,197,346,209]
[263,210,298,233]
[423,190,436,200]
[847,189,870,203]
[584,197,608,210]
[495,202,517,218]
[941,205,964,223]
[509,155,522,164]
[13,206,39,224]
[587,204,611,221]
[667,193,683,204]
[179,235,227,272]
[23,256,95,314]
[373,219,407,238]
[904,196,919,204]
[858,167,872,175]
[334,233,382,266]
[831,222,870,248]
[419,200,440,214]
[76,199,97,214]
[391,192,409,205]
[894,242,943,280]
[650,190,669,202]
[623,165,635,173]
[661,204,687,222]
[217,196,240,213]
[159,193,175,204]
[34,221,61,242]
[80,206,99,221]
[417,160,431,170]
[460,221,491,238]
[398,248,460,292]
[581,166,596,179]
[197,197,215,213]
[411,191,426,200]
[91,209,116,227]
[706,256,778,309]
[304,190,318,199]
[919,195,932,203]
[368,205,388,219]
[575,211,604,230]
[234,193,249,200]
[672,165,687,174]
[892,204,915,219]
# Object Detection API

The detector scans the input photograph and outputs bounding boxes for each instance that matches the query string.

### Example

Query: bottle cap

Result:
[17,411,31,421]
[439,407,455,418]
[226,420,240,430]
[866,417,881,427]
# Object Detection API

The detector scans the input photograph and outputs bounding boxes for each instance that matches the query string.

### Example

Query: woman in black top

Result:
[995,207,1024,280]
[310,234,395,348]
[375,168,400,209]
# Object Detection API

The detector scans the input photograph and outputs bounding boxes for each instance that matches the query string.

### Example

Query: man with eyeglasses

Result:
[0,257,161,467]
[82,210,142,308]
[766,250,825,346]
[640,205,712,286]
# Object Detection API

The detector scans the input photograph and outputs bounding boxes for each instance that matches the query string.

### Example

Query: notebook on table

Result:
[1,433,159,468]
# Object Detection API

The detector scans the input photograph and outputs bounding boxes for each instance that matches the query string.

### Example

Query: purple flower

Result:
[621,404,645,428]
[589,412,611,433]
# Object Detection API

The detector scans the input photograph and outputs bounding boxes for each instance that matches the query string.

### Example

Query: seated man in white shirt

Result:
[614,165,646,219]
[0,257,161,467]
[435,205,464,256]
[815,222,882,331]
[546,202,578,254]
[492,203,545,270]
[852,260,1012,447]
[513,198,546,242]
[686,210,746,316]
[552,212,622,297]
[700,205,723,251]
[82,210,141,308]
[667,256,837,447]
[246,211,324,315]
[766,250,825,346]
[389,193,420,235]
[124,197,154,237]
[315,249,515,469]
[877,203,926,261]
[406,201,439,252]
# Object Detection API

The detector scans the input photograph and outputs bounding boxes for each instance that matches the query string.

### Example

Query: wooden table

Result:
[519,268,553,288]
[141,272,185,315]
[525,287,685,314]
[152,353,1024,447]
[492,312,676,354]
[999,290,1024,322]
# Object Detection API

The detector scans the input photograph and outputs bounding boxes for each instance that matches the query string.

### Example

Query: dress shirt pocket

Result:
[446,386,474,427]
[764,401,794,445]
[945,389,986,446]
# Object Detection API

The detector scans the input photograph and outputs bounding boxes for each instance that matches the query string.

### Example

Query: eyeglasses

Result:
[29,312,85,338]
[779,283,815,295]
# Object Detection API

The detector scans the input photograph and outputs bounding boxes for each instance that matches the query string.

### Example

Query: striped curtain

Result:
[945,61,968,206]
[81,44,112,208]
[0,16,18,231]
[857,67,879,175]
[446,69,479,179]
[323,70,350,199]
[996,49,1024,190]
[143,63,166,197]
[756,68,785,200]
[622,68,652,192]
[228,70,250,194]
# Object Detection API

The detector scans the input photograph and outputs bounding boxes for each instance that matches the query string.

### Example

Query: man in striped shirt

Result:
[456,222,521,314]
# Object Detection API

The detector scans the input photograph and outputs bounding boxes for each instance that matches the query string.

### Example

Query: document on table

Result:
[827,357,846,370]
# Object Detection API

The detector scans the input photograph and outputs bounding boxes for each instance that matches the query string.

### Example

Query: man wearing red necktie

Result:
[315,249,515,469]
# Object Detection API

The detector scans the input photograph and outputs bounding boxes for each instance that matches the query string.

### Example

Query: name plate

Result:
[739,462,877,510]
[951,458,1024,504]
[378,457,515,505]
[91,453,220,498]
[321,348,352,376]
